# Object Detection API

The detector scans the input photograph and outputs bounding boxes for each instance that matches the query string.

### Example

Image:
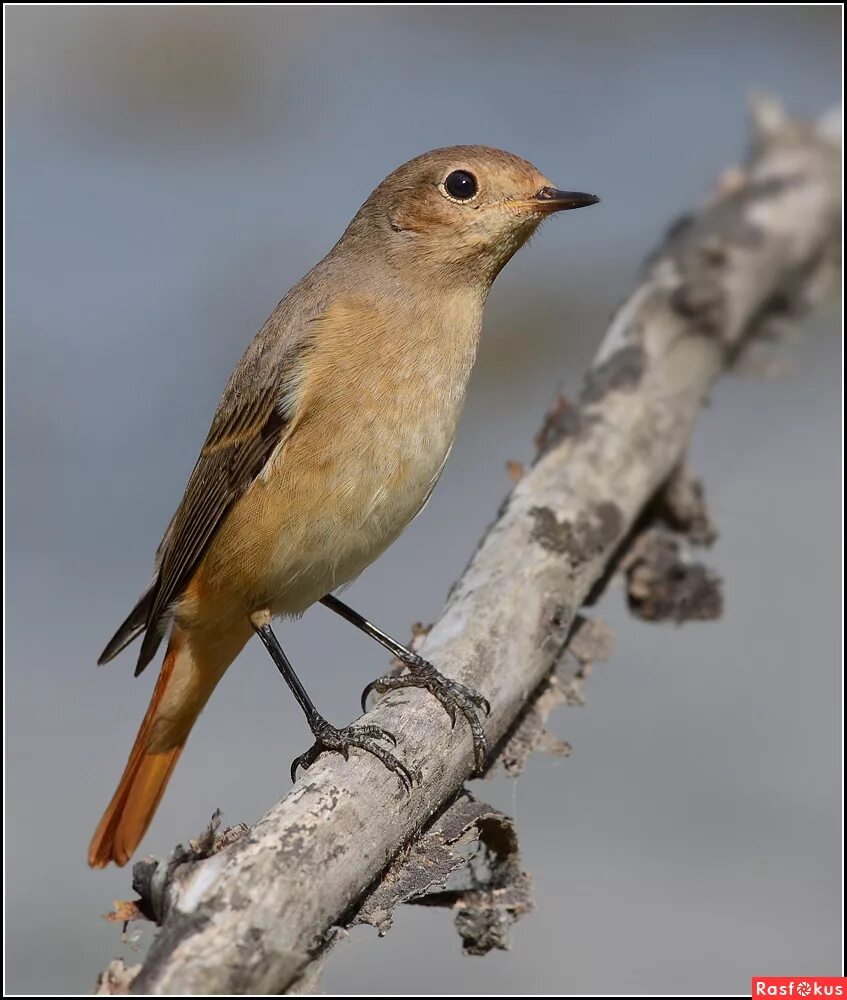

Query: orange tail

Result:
[88,623,246,868]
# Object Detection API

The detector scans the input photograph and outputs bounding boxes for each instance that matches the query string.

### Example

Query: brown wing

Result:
[98,324,308,675]
[132,384,288,673]
[98,282,352,674]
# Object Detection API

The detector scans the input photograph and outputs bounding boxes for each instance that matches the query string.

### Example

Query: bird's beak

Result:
[530,187,600,213]
[506,187,600,215]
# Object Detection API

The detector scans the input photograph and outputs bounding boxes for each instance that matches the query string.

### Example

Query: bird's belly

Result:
[200,413,457,617]
[273,429,453,612]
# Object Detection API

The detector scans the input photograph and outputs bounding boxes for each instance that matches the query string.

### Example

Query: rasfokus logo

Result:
[752,979,846,997]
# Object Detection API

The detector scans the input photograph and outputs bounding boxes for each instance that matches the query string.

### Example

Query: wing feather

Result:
[99,294,329,675]
[133,389,287,674]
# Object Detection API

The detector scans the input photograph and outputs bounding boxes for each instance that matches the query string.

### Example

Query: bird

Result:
[88,145,599,868]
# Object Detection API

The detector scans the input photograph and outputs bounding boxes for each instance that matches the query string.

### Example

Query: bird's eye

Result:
[441,170,479,203]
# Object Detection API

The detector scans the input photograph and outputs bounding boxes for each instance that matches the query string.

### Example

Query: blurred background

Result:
[5,6,841,995]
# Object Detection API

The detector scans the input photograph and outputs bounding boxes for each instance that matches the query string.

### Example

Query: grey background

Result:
[5,6,841,995]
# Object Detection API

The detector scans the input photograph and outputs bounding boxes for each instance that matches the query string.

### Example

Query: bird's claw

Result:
[290,720,413,792]
[362,661,490,774]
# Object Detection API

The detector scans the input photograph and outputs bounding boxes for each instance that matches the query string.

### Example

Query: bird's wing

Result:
[99,313,312,676]
[137,385,286,672]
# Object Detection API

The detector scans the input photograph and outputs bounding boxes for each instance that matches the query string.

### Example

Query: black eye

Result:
[443,170,478,202]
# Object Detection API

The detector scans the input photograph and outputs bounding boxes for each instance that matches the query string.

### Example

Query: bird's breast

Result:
[292,289,481,530]
[204,291,483,613]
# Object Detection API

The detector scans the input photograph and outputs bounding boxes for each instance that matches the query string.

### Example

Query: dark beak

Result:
[534,187,600,212]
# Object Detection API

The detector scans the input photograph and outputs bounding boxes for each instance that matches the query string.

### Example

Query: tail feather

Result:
[90,616,251,868]
[88,747,184,868]
[89,633,185,868]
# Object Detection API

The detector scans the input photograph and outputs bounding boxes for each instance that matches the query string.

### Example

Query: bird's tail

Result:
[88,622,247,868]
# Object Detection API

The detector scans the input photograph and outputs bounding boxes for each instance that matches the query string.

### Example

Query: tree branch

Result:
[115,97,840,995]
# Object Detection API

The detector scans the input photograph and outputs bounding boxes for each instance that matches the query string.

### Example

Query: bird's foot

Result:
[291,719,415,792]
[362,659,491,774]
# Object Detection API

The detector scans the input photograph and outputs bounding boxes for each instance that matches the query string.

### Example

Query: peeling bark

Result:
[497,615,613,776]
[625,528,723,623]
[355,792,530,951]
[94,960,142,996]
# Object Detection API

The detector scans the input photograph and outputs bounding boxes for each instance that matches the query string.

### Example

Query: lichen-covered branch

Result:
[108,98,840,995]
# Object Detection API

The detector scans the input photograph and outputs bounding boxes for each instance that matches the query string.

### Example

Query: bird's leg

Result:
[249,611,414,791]
[319,594,491,774]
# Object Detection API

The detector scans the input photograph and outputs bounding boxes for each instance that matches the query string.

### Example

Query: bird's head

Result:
[346,145,599,286]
